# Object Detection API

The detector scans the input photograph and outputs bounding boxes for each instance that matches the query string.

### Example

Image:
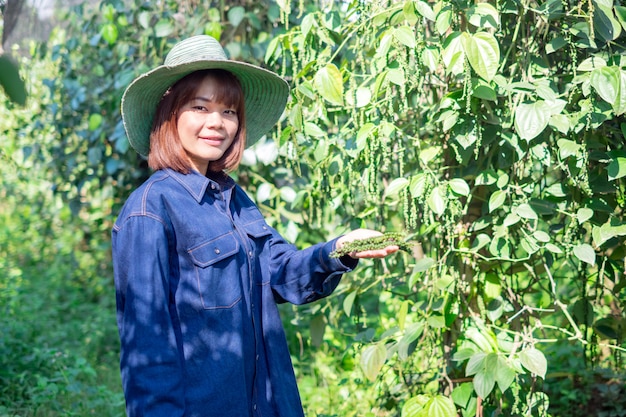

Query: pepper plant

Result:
[263,1,626,416]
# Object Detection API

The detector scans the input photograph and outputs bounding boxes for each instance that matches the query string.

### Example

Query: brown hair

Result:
[148,69,247,174]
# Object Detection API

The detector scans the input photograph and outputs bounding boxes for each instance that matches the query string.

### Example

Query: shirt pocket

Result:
[188,232,241,310]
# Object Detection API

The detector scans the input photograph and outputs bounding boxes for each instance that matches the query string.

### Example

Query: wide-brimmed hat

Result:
[121,35,290,156]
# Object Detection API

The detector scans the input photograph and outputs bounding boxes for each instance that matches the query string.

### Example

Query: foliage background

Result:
[1,0,625,416]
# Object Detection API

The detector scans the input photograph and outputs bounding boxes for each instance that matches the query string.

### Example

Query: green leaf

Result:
[467,3,500,29]
[519,347,547,379]
[388,68,406,86]
[577,56,607,72]
[385,177,410,198]
[451,382,474,408]
[409,173,429,198]
[264,36,281,63]
[301,13,316,38]
[421,46,440,72]
[592,220,626,247]
[590,66,626,115]
[356,123,376,152]
[422,395,457,417]
[413,256,436,273]
[415,1,436,21]
[488,190,506,212]
[100,23,118,44]
[436,8,453,35]
[476,169,498,185]
[419,146,440,164]
[343,291,357,317]
[515,203,538,220]
[441,32,465,76]
[593,3,622,42]
[470,234,490,252]
[495,356,517,393]
[546,36,567,54]
[545,243,563,254]
[607,156,626,180]
[398,322,425,361]
[448,178,470,196]
[204,21,223,41]
[462,32,500,82]
[557,139,582,159]
[154,20,174,38]
[402,395,428,417]
[314,64,344,106]
[227,6,246,27]
[0,55,27,106]
[573,243,596,266]
[616,6,626,31]
[466,327,495,352]
[514,101,551,141]
[394,26,416,48]
[577,207,594,224]
[310,314,326,347]
[473,368,496,398]
[361,343,387,381]
[427,186,446,215]
[304,122,326,138]
[88,113,103,131]
[465,352,486,376]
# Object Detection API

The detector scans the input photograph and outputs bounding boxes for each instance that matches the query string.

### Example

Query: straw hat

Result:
[121,35,290,156]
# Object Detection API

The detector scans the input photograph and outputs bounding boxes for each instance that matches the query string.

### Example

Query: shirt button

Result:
[253,404,257,411]
[248,251,253,257]
[210,184,216,190]
[256,354,260,361]
[214,248,220,254]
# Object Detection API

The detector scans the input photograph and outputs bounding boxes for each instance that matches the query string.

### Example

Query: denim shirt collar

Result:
[164,168,235,204]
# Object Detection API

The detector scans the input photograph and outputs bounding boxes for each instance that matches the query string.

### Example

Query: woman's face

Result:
[176,75,239,174]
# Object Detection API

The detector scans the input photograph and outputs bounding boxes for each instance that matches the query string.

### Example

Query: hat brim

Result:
[121,59,290,157]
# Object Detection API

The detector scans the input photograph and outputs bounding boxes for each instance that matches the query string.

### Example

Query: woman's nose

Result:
[203,111,224,128]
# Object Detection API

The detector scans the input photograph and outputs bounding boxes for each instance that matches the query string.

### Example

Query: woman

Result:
[113,35,397,417]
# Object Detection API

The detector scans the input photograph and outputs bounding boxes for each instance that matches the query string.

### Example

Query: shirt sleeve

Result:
[112,215,185,416]
[267,232,359,305]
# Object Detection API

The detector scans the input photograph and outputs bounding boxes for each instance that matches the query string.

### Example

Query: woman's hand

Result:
[336,229,400,259]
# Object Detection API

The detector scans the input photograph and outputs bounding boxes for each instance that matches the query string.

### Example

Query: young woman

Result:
[112,35,397,417]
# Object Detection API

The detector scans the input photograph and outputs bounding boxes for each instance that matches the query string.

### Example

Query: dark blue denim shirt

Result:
[112,168,357,417]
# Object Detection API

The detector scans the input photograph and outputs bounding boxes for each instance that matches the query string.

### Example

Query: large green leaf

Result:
[488,189,506,212]
[593,3,622,41]
[393,26,417,48]
[0,55,27,106]
[441,32,465,76]
[573,243,596,266]
[314,64,344,106]
[467,3,500,29]
[495,356,517,393]
[514,101,553,141]
[592,220,626,247]
[590,66,626,115]
[519,347,547,379]
[361,343,387,381]
[616,6,626,30]
[462,32,500,82]
[607,156,626,180]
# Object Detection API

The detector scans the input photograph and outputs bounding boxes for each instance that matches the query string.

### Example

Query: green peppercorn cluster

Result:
[330,232,414,258]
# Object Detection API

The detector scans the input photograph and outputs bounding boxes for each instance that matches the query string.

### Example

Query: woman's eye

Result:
[224,109,237,115]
